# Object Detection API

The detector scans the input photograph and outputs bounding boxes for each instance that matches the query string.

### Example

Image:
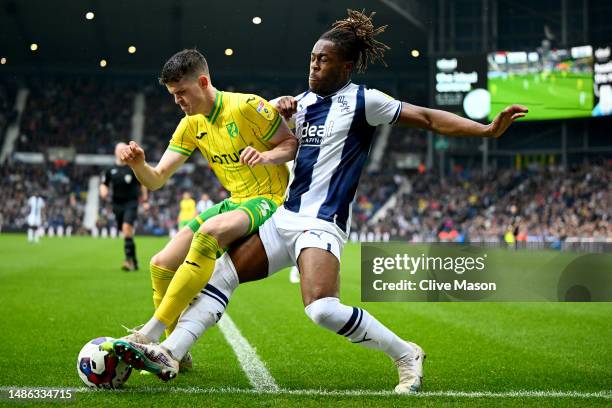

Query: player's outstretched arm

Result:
[396,102,528,138]
[119,141,187,191]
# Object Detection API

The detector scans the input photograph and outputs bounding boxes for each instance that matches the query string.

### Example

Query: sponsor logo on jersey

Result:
[210,148,245,165]
[298,121,334,146]
[226,122,239,138]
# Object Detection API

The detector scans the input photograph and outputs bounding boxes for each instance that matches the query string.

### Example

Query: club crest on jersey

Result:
[124,174,132,184]
[226,122,239,138]
[298,121,334,146]
[338,96,351,113]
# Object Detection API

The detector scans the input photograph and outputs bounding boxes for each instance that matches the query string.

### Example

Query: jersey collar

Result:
[205,90,223,124]
[311,81,352,100]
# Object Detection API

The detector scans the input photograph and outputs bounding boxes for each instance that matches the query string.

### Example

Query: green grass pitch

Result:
[0,234,610,407]
[488,71,594,121]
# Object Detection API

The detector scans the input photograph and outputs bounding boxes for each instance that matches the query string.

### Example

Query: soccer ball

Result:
[77,337,132,389]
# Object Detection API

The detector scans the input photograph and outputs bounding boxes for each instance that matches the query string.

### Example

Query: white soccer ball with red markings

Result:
[77,337,132,389]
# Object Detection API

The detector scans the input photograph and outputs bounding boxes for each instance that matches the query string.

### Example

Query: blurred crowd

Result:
[363,161,610,244]
[17,77,136,154]
[0,77,609,244]
[1,159,608,246]
[0,162,92,234]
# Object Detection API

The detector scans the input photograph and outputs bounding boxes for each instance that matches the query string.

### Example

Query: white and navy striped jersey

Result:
[282,82,401,236]
[27,195,45,226]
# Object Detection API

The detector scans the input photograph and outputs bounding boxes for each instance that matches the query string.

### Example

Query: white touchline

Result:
[217,313,279,392]
[1,387,611,399]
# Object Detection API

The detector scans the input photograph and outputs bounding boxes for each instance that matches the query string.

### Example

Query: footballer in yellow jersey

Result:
[167,89,289,210]
[115,49,297,357]
[177,192,197,229]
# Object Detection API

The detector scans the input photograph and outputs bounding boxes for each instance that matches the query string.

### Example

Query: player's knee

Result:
[198,217,230,243]
[150,252,170,271]
[304,297,340,327]
[122,223,133,237]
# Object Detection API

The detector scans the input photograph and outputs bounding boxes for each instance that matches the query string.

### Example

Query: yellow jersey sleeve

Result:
[168,116,197,157]
[238,95,282,142]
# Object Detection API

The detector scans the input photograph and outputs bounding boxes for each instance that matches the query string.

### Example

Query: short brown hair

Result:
[158,49,209,84]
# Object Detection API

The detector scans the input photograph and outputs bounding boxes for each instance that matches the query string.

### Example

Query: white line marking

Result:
[1,387,610,399]
[217,314,278,391]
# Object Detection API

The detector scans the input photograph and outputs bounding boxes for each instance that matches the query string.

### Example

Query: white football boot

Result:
[119,325,192,373]
[120,325,155,344]
[179,352,193,372]
[113,340,179,382]
[394,342,426,394]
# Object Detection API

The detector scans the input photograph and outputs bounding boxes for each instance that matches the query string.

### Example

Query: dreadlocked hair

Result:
[320,9,390,73]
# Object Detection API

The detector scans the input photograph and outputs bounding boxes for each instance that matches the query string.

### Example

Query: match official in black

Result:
[100,142,149,271]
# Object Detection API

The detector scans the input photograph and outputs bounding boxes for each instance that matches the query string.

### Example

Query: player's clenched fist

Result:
[120,141,146,166]
[273,96,297,120]
[239,146,271,166]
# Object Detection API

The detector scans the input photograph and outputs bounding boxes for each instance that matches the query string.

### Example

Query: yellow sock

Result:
[150,263,178,337]
[154,232,219,327]
[150,263,175,309]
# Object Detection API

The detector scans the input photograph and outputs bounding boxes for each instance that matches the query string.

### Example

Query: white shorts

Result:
[27,215,42,227]
[259,207,345,276]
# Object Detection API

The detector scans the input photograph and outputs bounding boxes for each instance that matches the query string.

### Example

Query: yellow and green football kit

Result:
[177,198,196,229]
[151,91,289,331]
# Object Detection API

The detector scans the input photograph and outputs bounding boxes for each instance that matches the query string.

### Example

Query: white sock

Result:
[163,253,239,360]
[140,317,166,343]
[28,228,34,242]
[163,327,197,361]
[305,297,414,361]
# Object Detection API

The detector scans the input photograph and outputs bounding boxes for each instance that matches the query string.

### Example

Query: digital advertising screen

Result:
[593,45,612,117]
[487,46,594,121]
[433,56,488,121]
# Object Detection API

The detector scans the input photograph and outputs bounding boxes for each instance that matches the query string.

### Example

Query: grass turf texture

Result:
[0,234,610,407]
[488,71,594,121]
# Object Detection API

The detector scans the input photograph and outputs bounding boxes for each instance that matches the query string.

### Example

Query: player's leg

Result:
[296,234,425,393]
[122,223,136,270]
[113,205,130,270]
[153,198,276,336]
[144,202,225,340]
[122,202,138,270]
[34,222,41,243]
[115,229,283,381]
[27,224,35,243]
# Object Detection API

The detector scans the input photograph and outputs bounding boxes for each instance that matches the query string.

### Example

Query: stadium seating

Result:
[17,77,136,154]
